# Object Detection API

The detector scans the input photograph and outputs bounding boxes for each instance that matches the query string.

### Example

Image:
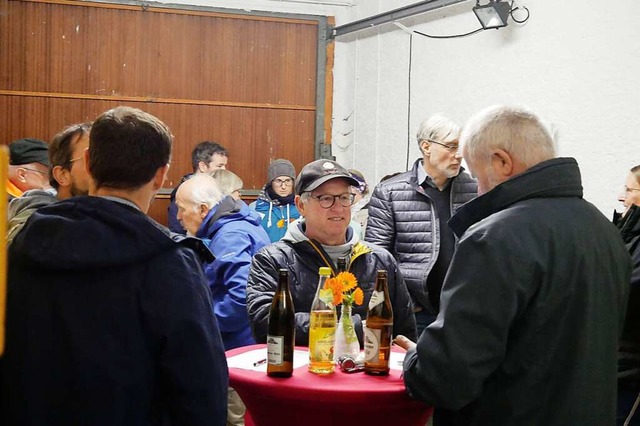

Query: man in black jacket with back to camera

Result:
[1,106,229,426]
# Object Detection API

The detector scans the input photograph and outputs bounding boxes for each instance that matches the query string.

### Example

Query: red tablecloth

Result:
[226,344,432,426]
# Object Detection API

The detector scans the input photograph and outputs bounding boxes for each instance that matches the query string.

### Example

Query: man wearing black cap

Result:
[6,138,51,201]
[246,158,417,346]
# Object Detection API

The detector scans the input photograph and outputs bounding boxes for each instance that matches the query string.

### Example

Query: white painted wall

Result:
[331,0,640,215]
[155,0,639,214]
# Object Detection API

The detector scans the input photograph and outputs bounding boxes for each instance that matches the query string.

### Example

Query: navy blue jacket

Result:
[1,196,229,426]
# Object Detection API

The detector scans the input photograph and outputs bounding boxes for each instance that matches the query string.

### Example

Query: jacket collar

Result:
[449,157,583,238]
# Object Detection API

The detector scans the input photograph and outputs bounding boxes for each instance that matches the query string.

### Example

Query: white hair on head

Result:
[461,105,556,168]
[416,113,461,146]
[210,169,243,197]
[184,173,225,211]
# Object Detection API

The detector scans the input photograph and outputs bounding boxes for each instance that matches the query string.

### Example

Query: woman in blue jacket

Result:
[250,159,300,242]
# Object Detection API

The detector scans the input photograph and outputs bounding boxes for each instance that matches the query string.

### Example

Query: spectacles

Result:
[273,178,293,186]
[22,167,48,175]
[66,156,84,168]
[307,193,355,209]
[425,139,460,152]
[625,186,640,193]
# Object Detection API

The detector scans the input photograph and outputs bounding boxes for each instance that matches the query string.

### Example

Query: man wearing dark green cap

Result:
[6,137,51,201]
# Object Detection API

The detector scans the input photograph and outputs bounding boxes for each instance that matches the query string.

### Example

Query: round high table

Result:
[226,344,432,426]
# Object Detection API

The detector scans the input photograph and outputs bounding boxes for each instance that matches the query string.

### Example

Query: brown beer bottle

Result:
[364,270,393,375]
[267,269,295,377]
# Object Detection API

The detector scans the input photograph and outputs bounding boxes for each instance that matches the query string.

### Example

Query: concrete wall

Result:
[158,0,639,214]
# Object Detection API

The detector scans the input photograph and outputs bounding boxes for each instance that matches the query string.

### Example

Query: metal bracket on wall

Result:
[319,143,334,160]
[330,0,467,38]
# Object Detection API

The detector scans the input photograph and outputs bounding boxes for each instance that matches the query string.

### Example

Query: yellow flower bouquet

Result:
[323,271,363,359]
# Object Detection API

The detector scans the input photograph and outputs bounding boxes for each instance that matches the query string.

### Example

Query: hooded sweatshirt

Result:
[2,196,229,426]
[250,184,300,242]
[197,196,271,350]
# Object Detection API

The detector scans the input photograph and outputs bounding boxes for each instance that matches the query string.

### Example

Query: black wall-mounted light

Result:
[473,0,511,29]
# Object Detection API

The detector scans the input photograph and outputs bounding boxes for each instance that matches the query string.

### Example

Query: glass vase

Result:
[334,303,360,361]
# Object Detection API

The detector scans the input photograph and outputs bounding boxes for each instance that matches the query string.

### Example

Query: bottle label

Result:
[368,290,385,310]
[363,325,381,362]
[267,335,284,366]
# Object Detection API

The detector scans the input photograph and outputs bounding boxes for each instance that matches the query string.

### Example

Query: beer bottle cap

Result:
[319,267,331,276]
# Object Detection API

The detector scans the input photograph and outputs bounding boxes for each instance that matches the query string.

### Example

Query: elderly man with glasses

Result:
[7,123,92,246]
[6,138,52,201]
[366,114,478,337]
[247,159,417,346]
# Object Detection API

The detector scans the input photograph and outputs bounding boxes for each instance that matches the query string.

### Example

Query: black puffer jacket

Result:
[246,222,417,346]
[614,204,640,384]
[366,159,477,312]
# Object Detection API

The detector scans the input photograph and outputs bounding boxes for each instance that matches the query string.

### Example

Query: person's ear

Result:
[52,165,71,187]
[294,194,305,216]
[490,149,514,179]
[199,203,210,219]
[197,161,208,173]
[16,167,28,182]
[152,164,170,191]
[83,147,91,176]
[420,140,430,156]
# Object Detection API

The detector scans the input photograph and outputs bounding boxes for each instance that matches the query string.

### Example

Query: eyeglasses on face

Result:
[22,167,48,175]
[307,192,355,209]
[273,178,294,186]
[425,139,460,152]
[65,156,84,168]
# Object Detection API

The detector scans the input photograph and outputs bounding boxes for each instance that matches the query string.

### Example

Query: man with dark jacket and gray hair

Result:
[366,114,477,335]
[396,105,631,426]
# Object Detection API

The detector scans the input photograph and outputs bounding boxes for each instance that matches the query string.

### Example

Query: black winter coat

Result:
[366,159,477,312]
[614,204,640,384]
[403,158,631,426]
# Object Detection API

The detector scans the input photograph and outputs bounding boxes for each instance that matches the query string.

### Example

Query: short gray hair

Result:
[182,173,225,211]
[210,169,243,197]
[461,105,556,168]
[416,113,461,146]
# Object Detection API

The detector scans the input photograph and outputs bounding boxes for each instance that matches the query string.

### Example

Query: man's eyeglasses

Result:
[273,178,293,186]
[425,139,460,153]
[66,156,83,168]
[22,167,48,175]
[306,193,355,209]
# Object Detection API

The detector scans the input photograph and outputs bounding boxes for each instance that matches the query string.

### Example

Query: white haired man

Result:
[175,173,270,350]
[366,114,477,335]
[396,105,632,426]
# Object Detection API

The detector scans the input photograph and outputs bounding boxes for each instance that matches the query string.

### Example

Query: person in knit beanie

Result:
[249,159,300,242]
